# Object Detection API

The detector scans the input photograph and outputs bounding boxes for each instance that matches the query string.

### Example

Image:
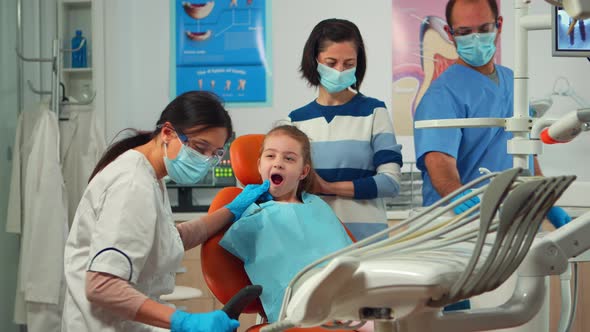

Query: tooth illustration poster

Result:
[175,0,268,103]
[391,0,500,136]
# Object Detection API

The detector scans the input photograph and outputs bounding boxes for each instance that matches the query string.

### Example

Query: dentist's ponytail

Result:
[89,91,232,182]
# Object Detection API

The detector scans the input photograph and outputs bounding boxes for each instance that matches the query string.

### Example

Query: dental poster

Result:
[391,1,501,136]
[175,0,268,103]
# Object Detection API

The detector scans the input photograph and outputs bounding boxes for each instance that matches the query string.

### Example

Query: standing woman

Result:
[287,18,403,240]
[62,91,269,332]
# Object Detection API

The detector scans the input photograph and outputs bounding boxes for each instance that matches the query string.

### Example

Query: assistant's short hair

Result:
[299,18,367,91]
[445,0,499,27]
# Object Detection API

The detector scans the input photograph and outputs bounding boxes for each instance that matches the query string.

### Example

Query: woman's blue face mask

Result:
[317,62,357,93]
[164,137,213,185]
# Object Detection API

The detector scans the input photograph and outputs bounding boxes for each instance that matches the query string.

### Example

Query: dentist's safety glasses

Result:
[177,132,225,167]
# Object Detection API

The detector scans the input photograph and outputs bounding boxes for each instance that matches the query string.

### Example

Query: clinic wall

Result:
[101,1,589,188]
[1,0,22,330]
[102,0,392,141]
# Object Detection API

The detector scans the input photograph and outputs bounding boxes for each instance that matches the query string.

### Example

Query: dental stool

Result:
[200,134,358,332]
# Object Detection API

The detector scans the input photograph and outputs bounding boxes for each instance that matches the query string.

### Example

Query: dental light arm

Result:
[540,108,590,143]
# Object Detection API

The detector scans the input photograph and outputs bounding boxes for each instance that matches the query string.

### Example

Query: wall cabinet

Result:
[56,0,105,125]
[58,0,92,105]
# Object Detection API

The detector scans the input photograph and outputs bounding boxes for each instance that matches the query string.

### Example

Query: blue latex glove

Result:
[226,179,272,221]
[170,310,239,332]
[546,206,571,229]
[450,189,481,215]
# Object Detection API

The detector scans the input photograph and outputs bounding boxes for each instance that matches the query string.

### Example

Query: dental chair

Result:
[258,169,584,332]
[201,134,357,332]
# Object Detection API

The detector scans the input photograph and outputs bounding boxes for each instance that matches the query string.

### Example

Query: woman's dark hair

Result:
[299,18,367,91]
[89,91,232,182]
[262,124,315,200]
[445,0,499,27]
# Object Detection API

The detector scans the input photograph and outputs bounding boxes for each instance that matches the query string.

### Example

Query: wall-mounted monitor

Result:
[552,6,590,57]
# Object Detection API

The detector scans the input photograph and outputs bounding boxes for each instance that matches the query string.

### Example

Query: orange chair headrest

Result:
[230,134,265,186]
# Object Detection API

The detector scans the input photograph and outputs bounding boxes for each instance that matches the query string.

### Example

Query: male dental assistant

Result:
[413,0,570,228]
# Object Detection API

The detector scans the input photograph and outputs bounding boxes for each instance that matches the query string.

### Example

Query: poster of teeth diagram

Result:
[175,0,268,103]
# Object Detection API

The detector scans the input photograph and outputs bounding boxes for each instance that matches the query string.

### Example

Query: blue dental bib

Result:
[219,192,353,322]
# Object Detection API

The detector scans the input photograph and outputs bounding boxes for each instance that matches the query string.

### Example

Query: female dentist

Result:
[62,91,270,332]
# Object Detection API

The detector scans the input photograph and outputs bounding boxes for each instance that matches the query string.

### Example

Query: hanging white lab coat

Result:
[7,103,106,329]
[6,107,45,324]
[59,105,107,227]
[7,105,69,331]
[23,107,68,329]
[6,109,43,235]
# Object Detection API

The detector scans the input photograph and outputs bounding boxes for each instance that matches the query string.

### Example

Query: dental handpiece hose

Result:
[540,108,590,144]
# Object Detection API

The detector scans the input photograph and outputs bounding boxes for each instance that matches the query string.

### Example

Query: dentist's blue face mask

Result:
[317,62,357,94]
[454,32,497,67]
[164,137,213,185]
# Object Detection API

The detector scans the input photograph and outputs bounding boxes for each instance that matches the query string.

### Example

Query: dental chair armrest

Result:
[222,285,263,320]
[520,210,590,277]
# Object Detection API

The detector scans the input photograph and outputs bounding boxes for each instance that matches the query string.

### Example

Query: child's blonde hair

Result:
[261,124,315,198]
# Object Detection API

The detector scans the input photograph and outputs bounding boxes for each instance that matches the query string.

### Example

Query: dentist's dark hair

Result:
[299,18,367,91]
[89,91,232,182]
[445,0,499,27]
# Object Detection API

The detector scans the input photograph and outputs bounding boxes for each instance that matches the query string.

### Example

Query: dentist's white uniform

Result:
[62,149,184,332]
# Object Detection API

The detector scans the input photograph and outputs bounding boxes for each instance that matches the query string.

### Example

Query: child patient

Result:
[219,125,353,323]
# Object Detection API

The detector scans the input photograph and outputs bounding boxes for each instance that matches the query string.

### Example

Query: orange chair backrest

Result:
[201,134,267,315]
[200,133,356,318]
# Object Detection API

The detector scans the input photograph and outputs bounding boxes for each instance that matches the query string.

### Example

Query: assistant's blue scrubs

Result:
[414,64,514,206]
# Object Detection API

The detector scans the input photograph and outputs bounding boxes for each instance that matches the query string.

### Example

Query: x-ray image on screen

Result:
[553,7,590,56]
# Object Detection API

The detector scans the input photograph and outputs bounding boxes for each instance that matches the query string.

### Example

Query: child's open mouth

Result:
[271,174,284,185]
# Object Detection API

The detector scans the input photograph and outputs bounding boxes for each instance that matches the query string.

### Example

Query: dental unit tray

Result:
[260,168,578,332]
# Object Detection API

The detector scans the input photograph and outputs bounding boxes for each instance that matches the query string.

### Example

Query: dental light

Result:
[540,108,590,143]
[531,77,590,143]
